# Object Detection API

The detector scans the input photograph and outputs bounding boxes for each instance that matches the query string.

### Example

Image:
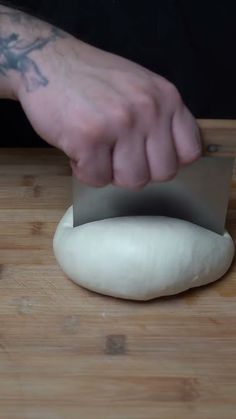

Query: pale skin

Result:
[0,5,201,188]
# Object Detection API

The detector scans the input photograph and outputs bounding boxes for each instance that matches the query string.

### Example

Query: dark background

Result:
[1,0,236,147]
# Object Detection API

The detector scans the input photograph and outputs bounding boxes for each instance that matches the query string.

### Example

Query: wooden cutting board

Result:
[0,148,236,419]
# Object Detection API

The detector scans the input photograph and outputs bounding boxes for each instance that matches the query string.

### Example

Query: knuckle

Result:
[163,82,182,106]
[111,103,134,128]
[84,178,110,187]
[181,147,202,165]
[80,120,106,143]
[153,169,178,182]
[73,165,111,187]
[135,92,156,114]
[129,178,149,190]
[90,179,110,187]
[114,175,149,190]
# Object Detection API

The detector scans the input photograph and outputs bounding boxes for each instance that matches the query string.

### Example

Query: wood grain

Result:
[198,119,236,157]
[0,145,236,419]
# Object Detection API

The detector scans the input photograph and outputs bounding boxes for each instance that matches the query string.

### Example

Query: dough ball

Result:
[53,206,234,301]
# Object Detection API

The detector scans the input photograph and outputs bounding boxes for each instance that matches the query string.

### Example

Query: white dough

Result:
[53,206,234,301]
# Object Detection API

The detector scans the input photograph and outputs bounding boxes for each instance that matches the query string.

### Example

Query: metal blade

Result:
[73,157,234,235]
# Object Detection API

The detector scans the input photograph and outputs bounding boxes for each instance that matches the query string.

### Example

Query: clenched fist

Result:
[0,6,201,188]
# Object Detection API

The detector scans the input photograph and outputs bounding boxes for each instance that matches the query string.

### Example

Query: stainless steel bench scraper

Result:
[73,119,236,235]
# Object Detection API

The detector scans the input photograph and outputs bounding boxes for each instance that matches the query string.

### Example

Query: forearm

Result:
[0,4,65,99]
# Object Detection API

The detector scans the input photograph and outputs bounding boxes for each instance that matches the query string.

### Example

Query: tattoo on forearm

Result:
[0,12,65,92]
